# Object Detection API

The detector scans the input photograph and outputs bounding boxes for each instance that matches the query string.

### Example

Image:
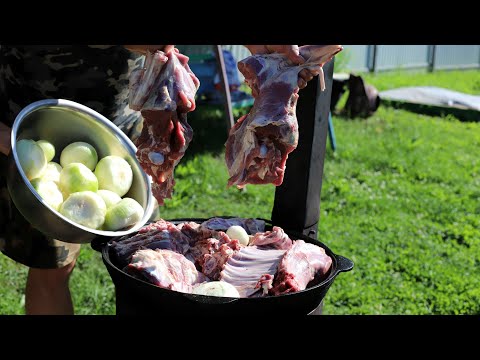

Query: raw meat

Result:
[110,219,190,267]
[177,221,233,246]
[201,217,266,234]
[114,218,333,297]
[128,249,204,293]
[225,45,342,188]
[113,219,241,279]
[249,226,293,250]
[270,240,332,295]
[129,47,200,204]
[219,246,286,297]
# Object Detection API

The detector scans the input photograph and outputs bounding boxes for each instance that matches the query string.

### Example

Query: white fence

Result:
[342,45,480,72]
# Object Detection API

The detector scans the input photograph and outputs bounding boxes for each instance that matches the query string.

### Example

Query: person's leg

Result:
[25,259,76,315]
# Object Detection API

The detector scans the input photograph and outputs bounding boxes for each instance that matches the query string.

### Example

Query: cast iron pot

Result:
[91,217,354,315]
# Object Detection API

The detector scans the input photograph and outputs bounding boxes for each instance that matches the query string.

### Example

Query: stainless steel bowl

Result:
[6,99,155,244]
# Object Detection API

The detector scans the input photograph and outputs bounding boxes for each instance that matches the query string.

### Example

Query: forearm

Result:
[0,122,11,156]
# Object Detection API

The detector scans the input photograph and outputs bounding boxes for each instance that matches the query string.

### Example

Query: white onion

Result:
[30,178,64,211]
[226,225,250,246]
[60,141,98,171]
[95,155,133,197]
[103,197,144,231]
[59,163,98,196]
[16,139,47,180]
[97,189,122,209]
[59,191,107,229]
[36,140,55,162]
[192,281,240,297]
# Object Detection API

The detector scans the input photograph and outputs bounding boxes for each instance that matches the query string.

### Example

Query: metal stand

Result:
[271,60,335,315]
[213,45,235,132]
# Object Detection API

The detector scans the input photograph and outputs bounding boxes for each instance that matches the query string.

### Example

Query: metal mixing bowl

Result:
[6,99,155,244]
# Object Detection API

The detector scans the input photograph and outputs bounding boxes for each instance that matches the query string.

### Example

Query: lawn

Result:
[1,69,479,315]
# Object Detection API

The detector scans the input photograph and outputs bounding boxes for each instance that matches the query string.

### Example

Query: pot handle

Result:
[335,255,354,273]
[90,235,110,252]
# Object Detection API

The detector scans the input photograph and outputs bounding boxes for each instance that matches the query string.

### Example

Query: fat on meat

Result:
[270,239,332,295]
[127,249,205,293]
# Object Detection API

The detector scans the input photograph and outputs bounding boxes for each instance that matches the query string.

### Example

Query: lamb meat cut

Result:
[112,218,335,298]
[129,47,200,204]
[112,219,242,280]
[225,45,343,188]
[219,246,286,297]
[110,219,190,267]
[201,217,266,234]
[177,221,233,246]
[249,226,293,250]
[127,249,205,293]
[270,239,332,295]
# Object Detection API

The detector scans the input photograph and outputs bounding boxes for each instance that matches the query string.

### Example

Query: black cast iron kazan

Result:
[91,217,353,316]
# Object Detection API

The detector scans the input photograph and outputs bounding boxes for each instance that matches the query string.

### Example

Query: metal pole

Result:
[428,45,437,72]
[271,59,334,315]
[370,45,378,73]
[213,45,235,133]
[272,59,334,237]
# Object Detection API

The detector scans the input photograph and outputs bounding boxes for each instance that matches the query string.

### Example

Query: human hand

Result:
[244,45,320,90]
[124,45,175,55]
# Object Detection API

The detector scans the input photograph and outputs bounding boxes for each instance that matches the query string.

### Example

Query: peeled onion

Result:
[59,191,107,229]
[59,162,98,196]
[16,139,47,180]
[95,155,133,197]
[226,225,250,246]
[36,140,55,162]
[40,162,63,184]
[192,281,240,298]
[103,197,144,231]
[30,178,64,211]
[60,141,98,171]
[97,189,122,209]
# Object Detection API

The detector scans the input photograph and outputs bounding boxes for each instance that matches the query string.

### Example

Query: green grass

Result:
[1,69,479,315]
[362,69,480,93]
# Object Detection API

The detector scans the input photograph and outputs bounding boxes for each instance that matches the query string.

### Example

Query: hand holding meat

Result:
[124,45,175,55]
[244,45,320,96]
[225,45,343,188]
[128,46,200,204]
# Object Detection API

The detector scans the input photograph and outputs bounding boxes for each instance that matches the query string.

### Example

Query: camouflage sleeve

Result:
[0,45,145,141]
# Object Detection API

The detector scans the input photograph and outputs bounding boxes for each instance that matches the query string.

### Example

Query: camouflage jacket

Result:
[0,45,144,140]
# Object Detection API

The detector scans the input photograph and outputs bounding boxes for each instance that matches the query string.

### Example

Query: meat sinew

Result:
[129,47,200,204]
[225,45,343,188]
[270,239,332,295]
